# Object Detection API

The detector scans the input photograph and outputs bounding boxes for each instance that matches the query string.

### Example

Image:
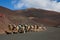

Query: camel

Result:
[8,24,13,31]
[5,24,19,34]
[27,25,31,32]
[17,24,22,33]
[30,25,35,32]
[22,26,26,33]
[34,25,40,32]
[5,24,13,34]
[5,24,47,34]
[18,24,26,33]
[38,26,47,32]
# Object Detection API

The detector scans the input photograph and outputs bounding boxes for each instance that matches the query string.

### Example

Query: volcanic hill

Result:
[0,6,60,34]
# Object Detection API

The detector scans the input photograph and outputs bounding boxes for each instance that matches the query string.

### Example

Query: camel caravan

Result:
[5,24,47,34]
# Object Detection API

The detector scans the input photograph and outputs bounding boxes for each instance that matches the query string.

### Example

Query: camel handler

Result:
[24,24,28,32]
[22,25,26,33]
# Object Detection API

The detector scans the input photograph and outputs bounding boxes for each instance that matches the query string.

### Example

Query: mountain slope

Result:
[0,13,12,34]
[0,6,60,26]
[13,8,60,26]
[0,7,60,34]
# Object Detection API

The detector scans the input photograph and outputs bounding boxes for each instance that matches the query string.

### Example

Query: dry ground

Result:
[0,27,60,40]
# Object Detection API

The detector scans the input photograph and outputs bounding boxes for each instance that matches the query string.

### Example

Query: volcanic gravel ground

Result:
[0,27,60,40]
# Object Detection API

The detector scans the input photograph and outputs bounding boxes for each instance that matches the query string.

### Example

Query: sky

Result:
[0,0,60,12]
